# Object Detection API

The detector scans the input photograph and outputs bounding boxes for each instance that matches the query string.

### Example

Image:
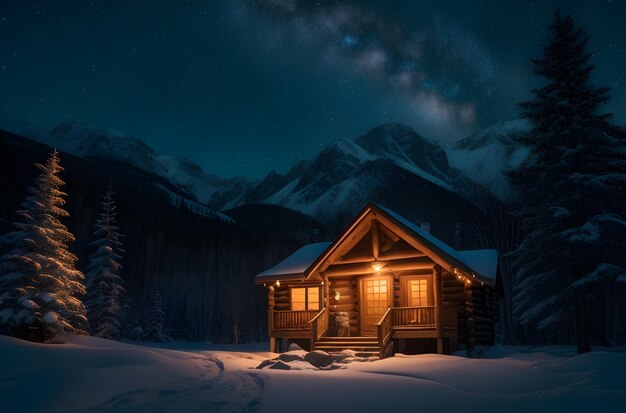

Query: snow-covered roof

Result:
[371,203,498,283]
[255,242,332,282]
[255,203,498,285]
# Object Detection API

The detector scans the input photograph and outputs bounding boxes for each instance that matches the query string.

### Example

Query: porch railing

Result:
[376,308,394,359]
[309,307,329,350]
[270,309,318,330]
[392,306,436,327]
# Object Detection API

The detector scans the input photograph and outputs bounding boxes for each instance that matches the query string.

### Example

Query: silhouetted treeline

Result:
[0,130,322,343]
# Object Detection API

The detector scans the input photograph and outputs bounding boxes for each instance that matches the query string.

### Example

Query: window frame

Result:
[289,286,321,311]
[400,275,433,307]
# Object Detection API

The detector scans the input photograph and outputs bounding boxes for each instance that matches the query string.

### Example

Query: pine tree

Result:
[85,184,125,339]
[0,150,87,341]
[508,10,626,352]
[144,290,170,342]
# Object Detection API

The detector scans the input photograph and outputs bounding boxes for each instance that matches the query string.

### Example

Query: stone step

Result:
[315,336,381,353]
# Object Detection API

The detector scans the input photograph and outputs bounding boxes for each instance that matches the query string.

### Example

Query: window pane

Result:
[308,287,319,310]
[291,288,306,310]
[408,279,430,307]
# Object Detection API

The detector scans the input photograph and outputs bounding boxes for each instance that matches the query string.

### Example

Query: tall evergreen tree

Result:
[0,150,87,341]
[85,184,125,339]
[508,10,626,352]
[144,290,170,342]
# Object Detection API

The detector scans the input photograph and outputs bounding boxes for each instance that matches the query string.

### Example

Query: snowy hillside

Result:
[1,335,624,412]
[154,184,235,223]
[447,119,532,200]
[0,119,256,206]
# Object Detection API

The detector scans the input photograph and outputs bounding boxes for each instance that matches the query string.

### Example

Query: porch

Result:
[268,305,458,358]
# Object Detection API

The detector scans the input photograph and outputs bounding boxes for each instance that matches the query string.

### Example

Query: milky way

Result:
[245,0,498,138]
[0,0,624,178]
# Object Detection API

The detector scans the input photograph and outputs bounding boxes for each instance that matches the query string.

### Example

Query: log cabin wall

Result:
[328,277,359,336]
[393,273,401,307]
[273,284,291,311]
[465,281,475,349]
[442,270,467,347]
[471,284,499,345]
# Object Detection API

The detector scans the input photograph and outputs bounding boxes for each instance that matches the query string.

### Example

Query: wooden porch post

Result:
[323,275,330,309]
[434,265,444,354]
[268,285,275,352]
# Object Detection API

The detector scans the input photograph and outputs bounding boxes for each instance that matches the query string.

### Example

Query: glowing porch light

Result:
[275,280,280,287]
[371,261,387,272]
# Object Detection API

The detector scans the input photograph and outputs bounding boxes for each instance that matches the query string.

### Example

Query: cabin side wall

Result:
[471,284,499,345]
[272,284,290,311]
[442,269,466,347]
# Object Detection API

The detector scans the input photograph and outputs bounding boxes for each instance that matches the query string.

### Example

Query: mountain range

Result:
[1,118,530,240]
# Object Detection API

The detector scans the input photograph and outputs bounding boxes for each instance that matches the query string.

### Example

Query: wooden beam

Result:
[379,249,426,261]
[392,268,433,277]
[334,249,426,266]
[323,275,330,309]
[379,224,400,252]
[324,256,435,277]
[335,254,376,265]
[375,213,455,273]
[324,262,376,277]
[389,257,435,272]
[335,249,425,265]
[321,214,373,270]
[372,219,380,260]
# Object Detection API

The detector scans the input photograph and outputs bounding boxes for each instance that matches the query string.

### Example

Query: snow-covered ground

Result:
[1,335,625,413]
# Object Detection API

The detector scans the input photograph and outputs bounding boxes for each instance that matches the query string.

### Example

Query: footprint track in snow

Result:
[76,353,264,413]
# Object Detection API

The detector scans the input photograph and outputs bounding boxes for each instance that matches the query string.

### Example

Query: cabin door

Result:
[360,276,392,336]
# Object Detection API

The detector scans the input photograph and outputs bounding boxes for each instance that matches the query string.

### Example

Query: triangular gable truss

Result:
[304,203,493,285]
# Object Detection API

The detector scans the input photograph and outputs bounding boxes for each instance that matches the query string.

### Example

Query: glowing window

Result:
[291,287,320,310]
[407,279,429,307]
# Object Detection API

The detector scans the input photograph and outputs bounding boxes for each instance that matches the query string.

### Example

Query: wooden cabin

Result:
[255,202,499,358]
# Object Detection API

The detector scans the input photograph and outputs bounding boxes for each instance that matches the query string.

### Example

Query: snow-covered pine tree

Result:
[508,10,626,352]
[0,150,88,341]
[85,184,125,339]
[144,290,171,342]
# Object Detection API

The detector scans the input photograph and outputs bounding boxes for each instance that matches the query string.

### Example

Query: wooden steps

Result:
[314,336,380,354]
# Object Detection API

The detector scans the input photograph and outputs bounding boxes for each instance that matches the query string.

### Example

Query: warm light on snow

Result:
[0,335,624,412]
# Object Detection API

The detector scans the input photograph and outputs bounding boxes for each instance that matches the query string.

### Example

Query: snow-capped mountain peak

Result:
[446,119,532,200]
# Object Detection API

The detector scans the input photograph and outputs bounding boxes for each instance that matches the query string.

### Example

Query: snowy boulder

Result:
[288,342,304,351]
[277,352,305,363]
[304,350,333,368]
[268,360,292,370]
[255,359,275,369]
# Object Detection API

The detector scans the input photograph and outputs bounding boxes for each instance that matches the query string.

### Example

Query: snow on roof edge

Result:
[255,242,332,282]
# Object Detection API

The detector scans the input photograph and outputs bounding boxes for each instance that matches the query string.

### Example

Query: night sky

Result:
[1,0,625,178]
